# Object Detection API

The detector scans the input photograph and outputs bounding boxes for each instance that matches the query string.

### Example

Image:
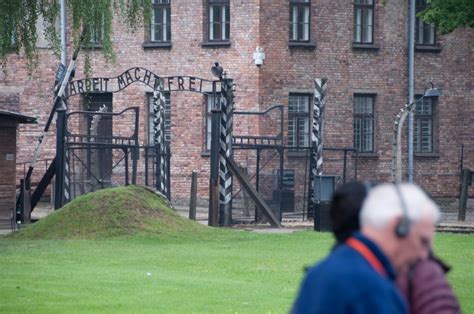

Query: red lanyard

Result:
[346,237,387,277]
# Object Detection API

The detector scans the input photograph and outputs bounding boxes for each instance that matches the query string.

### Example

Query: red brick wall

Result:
[1,1,473,204]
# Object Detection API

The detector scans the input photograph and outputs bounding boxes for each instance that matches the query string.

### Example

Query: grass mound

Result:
[10,185,209,239]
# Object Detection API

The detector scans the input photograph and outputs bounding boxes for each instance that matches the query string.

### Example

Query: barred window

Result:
[415,0,436,46]
[353,94,375,152]
[288,94,311,148]
[208,0,230,42]
[89,25,103,45]
[151,0,171,43]
[205,93,220,151]
[414,96,436,153]
[289,0,310,42]
[87,15,104,46]
[148,93,171,145]
[353,0,374,44]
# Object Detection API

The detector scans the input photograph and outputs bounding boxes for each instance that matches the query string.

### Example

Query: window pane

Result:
[207,116,212,151]
[151,2,171,42]
[209,4,229,41]
[290,6,298,40]
[353,95,374,152]
[414,97,435,153]
[209,6,215,40]
[303,7,309,41]
[354,8,362,42]
[206,94,220,150]
[415,0,436,45]
[289,2,309,42]
[354,2,373,44]
[222,6,227,40]
[288,118,296,147]
[366,8,373,43]
[288,94,310,148]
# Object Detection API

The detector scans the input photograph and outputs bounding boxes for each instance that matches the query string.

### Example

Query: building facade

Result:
[1,0,473,211]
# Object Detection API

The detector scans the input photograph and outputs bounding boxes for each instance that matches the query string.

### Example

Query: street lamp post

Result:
[393,82,440,182]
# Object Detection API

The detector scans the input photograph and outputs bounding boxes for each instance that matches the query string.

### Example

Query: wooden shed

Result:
[0,110,36,219]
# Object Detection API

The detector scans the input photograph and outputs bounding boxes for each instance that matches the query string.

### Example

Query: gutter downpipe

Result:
[60,0,67,66]
[407,0,415,183]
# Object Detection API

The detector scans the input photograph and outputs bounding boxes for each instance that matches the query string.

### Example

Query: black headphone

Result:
[394,184,410,238]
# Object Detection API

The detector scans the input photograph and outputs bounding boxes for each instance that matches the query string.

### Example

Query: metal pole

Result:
[255,148,260,223]
[60,0,67,66]
[54,108,66,209]
[342,149,347,184]
[209,81,220,226]
[145,147,149,186]
[408,0,415,182]
[189,171,197,220]
[124,149,129,186]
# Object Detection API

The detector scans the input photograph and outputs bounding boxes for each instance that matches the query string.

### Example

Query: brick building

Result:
[0,0,473,210]
[0,108,36,218]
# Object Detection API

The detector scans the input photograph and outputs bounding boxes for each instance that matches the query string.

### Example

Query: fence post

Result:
[189,171,197,220]
[54,108,66,209]
[458,168,470,221]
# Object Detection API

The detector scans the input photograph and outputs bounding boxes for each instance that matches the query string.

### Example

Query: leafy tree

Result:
[0,0,150,71]
[421,0,474,34]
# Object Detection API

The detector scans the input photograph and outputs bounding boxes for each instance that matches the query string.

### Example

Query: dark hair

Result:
[329,181,368,244]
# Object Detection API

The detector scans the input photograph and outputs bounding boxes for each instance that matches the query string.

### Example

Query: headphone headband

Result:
[394,184,410,238]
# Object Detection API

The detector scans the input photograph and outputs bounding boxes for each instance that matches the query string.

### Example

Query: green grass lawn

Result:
[1,186,472,313]
[1,231,473,314]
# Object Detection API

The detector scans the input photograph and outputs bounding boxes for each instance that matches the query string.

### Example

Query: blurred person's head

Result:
[329,181,368,244]
[360,183,440,273]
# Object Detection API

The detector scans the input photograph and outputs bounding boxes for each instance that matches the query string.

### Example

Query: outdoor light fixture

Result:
[393,82,441,182]
[211,62,223,80]
[423,81,441,98]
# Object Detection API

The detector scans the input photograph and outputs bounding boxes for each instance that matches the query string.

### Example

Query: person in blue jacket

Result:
[291,183,440,314]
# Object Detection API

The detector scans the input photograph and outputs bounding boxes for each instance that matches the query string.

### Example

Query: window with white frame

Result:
[289,0,310,42]
[208,0,230,42]
[414,96,436,153]
[288,94,311,148]
[151,0,171,43]
[148,93,171,145]
[353,0,374,44]
[415,0,436,46]
[353,94,375,152]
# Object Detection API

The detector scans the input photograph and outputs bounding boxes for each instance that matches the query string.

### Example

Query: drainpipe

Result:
[407,0,415,182]
[60,0,67,66]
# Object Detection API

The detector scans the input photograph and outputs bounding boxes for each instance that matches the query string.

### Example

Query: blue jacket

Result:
[292,233,407,314]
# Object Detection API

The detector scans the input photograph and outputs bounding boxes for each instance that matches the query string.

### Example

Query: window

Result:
[414,96,436,153]
[208,0,230,42]
[87,18,104,47]
[415,0,436,46]
[148,93,171,145]
[353,0,374,44]
[151,0,171,43]
[204,93,220,151]
[289,0,310,42]
[2,16,18,52]
[288,94,311,148]
[353,94,375,153]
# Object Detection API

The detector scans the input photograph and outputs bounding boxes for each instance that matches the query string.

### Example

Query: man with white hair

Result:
[292,183,440,314]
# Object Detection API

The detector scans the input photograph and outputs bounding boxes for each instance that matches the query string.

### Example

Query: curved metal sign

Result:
[66,67,218,97]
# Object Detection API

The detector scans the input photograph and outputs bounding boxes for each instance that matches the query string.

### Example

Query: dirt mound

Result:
[9,185,208,239]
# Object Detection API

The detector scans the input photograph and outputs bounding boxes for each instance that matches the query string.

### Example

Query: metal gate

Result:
[63,106,140,201]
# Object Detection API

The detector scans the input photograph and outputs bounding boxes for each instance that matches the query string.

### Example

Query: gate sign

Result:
[67,67,217,97]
